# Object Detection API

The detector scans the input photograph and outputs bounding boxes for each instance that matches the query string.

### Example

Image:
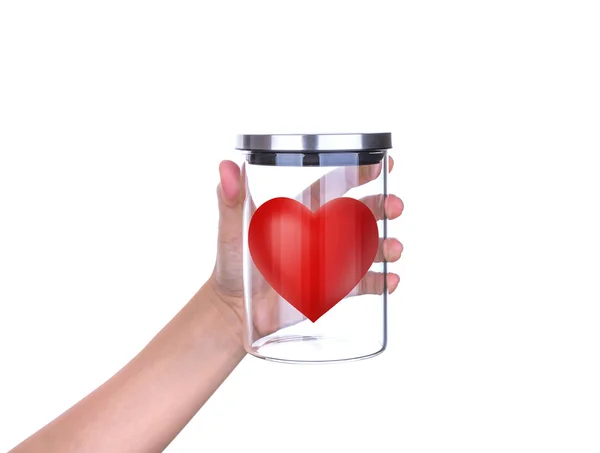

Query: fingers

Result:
[385,194,404,220]
[374,238,404,263]
[388,155,395,172]
[361,155,395,184]
[360,194,404,221]
[347,271,400,297]
[299,155,395,211]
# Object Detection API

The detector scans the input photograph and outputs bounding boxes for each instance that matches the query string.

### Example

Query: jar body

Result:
[240,144,390,363]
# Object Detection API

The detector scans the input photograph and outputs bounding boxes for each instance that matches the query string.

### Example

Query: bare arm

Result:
[9,282,246,453]
[8,159,404,453]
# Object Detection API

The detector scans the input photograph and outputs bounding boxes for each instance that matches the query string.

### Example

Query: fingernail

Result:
[389,274,400,292]
[392,241,403,254]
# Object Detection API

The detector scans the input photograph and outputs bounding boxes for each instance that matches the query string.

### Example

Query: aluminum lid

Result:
[235,132,392,152]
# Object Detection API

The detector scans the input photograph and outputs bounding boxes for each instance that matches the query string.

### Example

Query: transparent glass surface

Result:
[241,151,389,363]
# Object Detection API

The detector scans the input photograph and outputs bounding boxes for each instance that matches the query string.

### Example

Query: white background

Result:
[1,1,599,452]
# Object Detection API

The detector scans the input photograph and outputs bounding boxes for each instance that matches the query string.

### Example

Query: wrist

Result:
[192,278,247,356]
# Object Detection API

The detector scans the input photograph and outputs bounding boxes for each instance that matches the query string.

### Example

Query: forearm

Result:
[10,282,247,453]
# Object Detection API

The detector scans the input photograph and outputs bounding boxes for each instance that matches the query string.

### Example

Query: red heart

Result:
[248,197,379,322]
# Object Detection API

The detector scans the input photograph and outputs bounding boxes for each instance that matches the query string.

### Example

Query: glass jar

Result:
[236,133,392,363]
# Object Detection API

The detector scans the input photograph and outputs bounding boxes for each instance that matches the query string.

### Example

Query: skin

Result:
[8,158,404,453]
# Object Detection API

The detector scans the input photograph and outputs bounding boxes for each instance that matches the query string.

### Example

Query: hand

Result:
[209,157,404,343]
[6,158,404,453]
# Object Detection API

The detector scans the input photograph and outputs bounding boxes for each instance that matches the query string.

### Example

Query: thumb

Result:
[216,160,243,246]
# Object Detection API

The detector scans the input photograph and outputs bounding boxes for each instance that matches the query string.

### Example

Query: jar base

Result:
[247,334,385,364]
